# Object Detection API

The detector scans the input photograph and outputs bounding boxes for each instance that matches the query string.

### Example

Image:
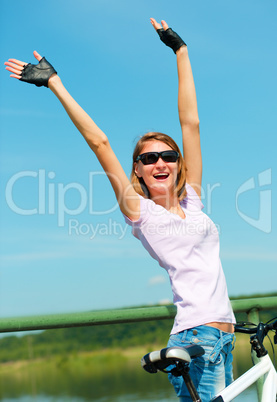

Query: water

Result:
[0,347,259,402]
[0,364,258,402]
[0,387,258,401]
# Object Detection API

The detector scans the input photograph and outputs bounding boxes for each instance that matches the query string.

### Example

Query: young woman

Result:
[5,18,236,401]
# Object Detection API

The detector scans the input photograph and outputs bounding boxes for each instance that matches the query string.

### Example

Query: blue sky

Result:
[0,0,276,319]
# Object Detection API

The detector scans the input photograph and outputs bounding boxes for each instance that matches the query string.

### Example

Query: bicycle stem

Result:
[250,322,268,358]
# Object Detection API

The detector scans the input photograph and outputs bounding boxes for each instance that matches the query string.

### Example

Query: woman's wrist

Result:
[48,73,62,91]
[176,45,188,56]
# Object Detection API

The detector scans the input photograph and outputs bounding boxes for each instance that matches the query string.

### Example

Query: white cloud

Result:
[1,251,70,264]
[148,275,167,286]
[159,299,172,305]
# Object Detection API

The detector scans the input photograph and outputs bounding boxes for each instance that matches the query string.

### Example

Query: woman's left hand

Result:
[150,18,186,53]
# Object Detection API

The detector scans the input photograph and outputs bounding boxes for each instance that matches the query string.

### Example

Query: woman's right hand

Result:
[4,51,57,87]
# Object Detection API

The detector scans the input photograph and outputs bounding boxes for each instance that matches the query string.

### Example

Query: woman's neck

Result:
[149,192,186,219]
[150,192,179,210]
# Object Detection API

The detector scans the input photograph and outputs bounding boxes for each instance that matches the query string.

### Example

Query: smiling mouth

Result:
[153,173,169,181]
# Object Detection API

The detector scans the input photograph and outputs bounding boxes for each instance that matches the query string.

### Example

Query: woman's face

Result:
[134,140,179,201]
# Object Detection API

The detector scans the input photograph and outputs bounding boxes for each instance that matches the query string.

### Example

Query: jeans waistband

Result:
[187,325,235,363]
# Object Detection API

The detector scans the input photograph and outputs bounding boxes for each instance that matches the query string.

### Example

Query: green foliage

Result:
[0,318,173,363]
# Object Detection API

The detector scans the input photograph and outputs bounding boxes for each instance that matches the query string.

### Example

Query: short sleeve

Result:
[180,183,204,211]
[122,195,166,239]
[123,195,151,227]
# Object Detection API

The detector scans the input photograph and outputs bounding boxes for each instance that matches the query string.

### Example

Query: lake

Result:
[0,351,258,402]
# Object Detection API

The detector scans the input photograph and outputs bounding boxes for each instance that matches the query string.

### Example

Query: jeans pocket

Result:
[188,333,222,366]
[194,345,222,368]
[167,330,187,347]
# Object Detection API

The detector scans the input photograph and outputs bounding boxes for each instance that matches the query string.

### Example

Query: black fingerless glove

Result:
[157,28,186,53]
[20,57,57,87]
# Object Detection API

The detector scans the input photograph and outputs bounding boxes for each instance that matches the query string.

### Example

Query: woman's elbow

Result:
[181,118,200,133]
[86,132,109,152]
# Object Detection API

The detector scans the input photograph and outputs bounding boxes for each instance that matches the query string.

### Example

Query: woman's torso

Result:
[123,184,236,333]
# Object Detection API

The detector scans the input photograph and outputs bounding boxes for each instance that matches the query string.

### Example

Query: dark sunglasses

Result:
[136,150,179,165]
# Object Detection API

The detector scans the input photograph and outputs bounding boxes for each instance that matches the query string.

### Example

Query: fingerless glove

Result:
[157,28,186,53]
[20,57,57,87]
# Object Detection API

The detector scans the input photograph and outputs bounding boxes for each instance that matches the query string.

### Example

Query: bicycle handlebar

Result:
[235,317,277,335]
[235,325,259,334]
[235,317,277,357]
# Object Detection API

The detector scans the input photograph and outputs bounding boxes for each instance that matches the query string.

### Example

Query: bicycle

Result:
[141,317,277,401]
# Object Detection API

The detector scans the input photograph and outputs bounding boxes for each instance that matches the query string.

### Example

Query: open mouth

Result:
[153,173,169,181]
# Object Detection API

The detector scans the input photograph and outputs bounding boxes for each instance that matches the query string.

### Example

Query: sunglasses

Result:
[136,150,179,165]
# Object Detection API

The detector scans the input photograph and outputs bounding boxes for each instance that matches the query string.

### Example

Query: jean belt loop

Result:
[208,331,235,363]
[222,332,235,355]
[222,332,234,346]
[226,332,235,351]
[208,337,222,363]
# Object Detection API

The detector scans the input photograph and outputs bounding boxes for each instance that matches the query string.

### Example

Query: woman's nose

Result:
[155,156,166,168]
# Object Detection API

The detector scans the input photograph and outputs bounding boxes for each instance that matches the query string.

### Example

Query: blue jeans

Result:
[167,325,235,401]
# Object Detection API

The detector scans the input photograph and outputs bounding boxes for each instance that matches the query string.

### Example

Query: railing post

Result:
[247,308,263,402]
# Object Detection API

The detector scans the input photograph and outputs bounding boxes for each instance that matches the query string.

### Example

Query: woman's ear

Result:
[134,162,142,178]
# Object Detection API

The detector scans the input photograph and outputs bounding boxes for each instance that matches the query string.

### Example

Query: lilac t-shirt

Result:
[124,183,235,334]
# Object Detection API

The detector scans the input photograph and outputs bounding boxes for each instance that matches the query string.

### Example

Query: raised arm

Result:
[4,51,140,219]
[150,19,202,197]
[176,45,202,196]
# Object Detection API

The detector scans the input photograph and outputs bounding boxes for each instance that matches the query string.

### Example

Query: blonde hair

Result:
[131,132,187,200]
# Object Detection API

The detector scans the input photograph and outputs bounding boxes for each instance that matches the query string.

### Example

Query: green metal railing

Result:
[0,296,276,333]
[1,296,276,401]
